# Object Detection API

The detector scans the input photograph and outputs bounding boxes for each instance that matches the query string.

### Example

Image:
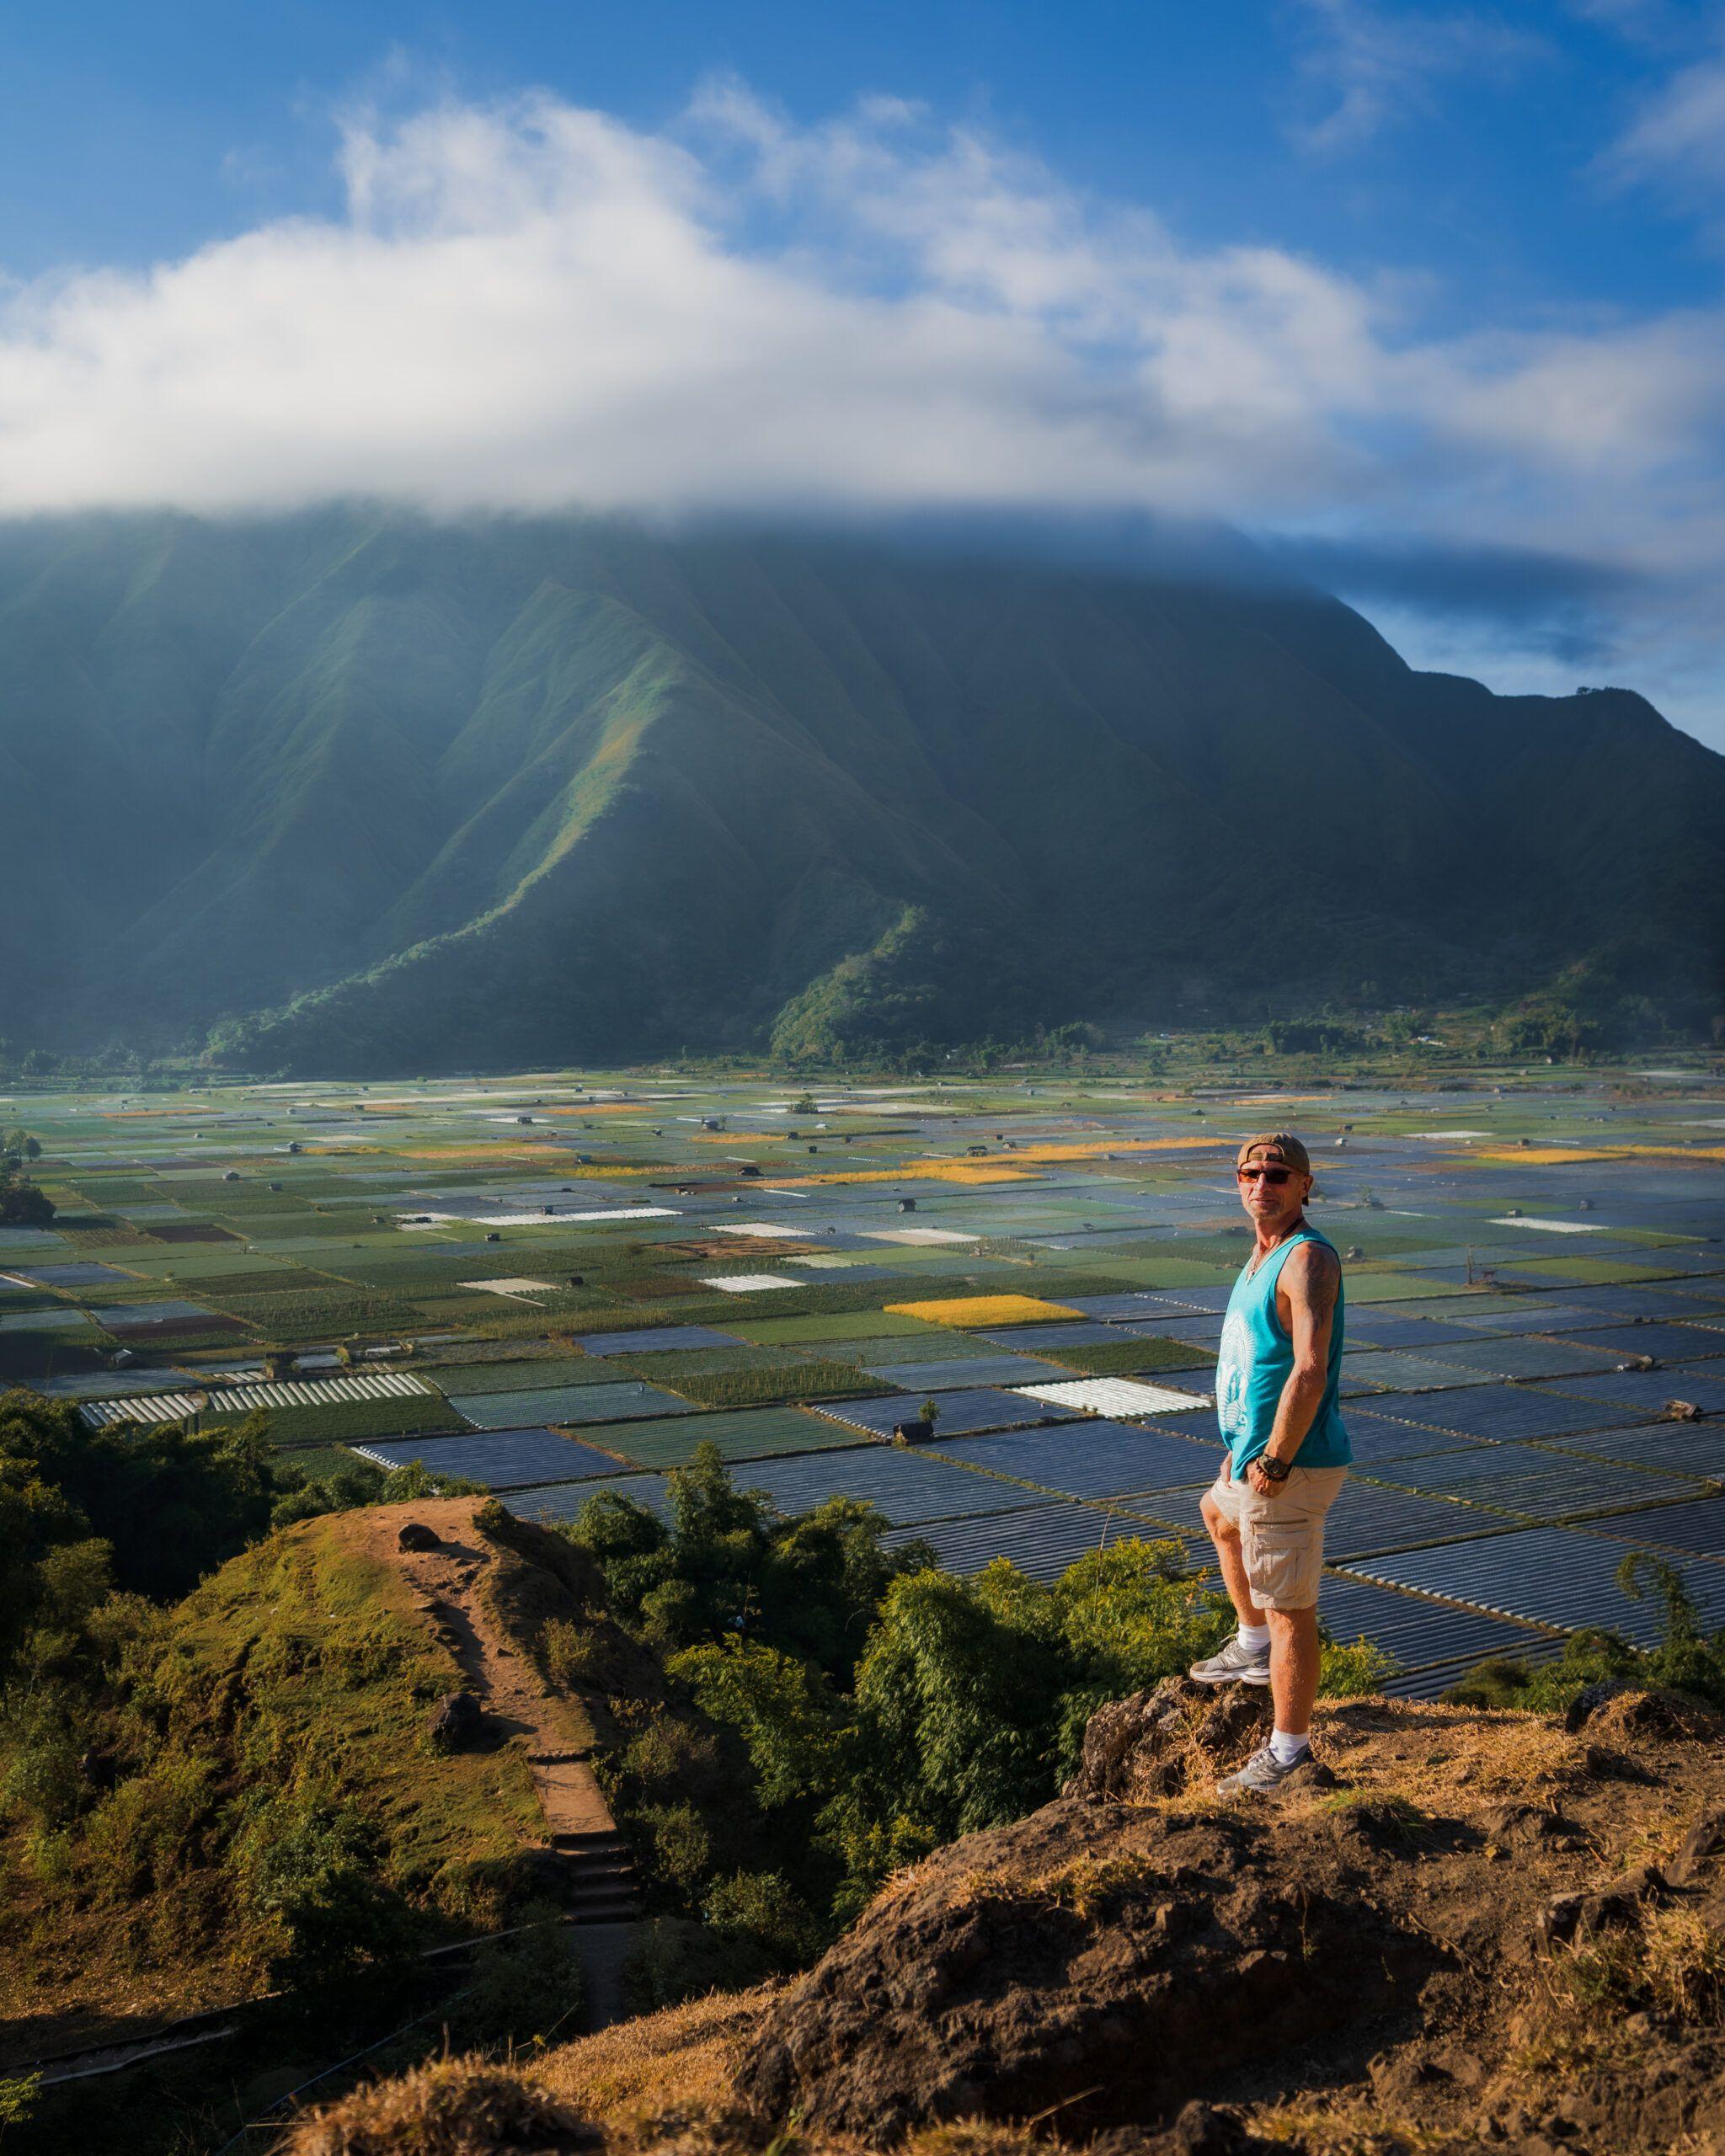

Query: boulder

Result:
[429,1690,488,1751]
[398,1521,442,1553]
[1064,1676,1272,1803]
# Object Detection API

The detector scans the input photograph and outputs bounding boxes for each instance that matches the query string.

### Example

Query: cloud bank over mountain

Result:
[0,83,1720,736]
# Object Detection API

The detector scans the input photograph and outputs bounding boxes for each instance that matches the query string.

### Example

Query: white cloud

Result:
[1604,47,1725,197]
[1288,0,1542,153]
[0,85,1722,741]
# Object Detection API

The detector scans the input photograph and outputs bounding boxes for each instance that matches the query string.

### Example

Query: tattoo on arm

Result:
[1284,1245,1338,1369]
[1304,1248,1338,1330]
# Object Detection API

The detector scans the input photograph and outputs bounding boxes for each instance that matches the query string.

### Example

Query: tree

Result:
[2,1129,40,1163]
[241,1794,414,1989]
[919,1397,942,1430]
[668,1637,841,1809]
[569,1452,925,1680]
[0,1175,54,1227]
[849,1562,1071,1842]
[0,1394,275,1606]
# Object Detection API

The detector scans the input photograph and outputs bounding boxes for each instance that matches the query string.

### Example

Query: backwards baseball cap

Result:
[1236,1131,1311,1175]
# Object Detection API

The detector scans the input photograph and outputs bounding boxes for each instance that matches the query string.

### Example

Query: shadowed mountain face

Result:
[1,510,1720,1070]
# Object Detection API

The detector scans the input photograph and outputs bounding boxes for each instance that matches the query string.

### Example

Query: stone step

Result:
[566,1897,640,1928]
[562,1857,635,1886]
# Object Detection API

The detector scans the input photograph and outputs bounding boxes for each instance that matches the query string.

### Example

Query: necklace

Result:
[1246,1218,1306,1279]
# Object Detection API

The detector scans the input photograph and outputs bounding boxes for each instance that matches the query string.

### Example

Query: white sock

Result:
[1236,1623,1270,1652]
[1270,1728,1310,1766]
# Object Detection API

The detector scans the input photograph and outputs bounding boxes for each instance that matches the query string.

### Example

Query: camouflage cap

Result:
[1236,1131,1311,1175]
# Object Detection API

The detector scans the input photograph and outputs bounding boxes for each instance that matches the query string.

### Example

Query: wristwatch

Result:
[1256,1454,1292,1483]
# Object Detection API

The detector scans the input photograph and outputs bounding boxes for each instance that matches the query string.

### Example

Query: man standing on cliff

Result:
[1188,1133,1351,1793]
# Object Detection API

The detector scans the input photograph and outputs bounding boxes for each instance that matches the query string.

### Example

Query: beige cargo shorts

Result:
[1205,1461,1349,1611]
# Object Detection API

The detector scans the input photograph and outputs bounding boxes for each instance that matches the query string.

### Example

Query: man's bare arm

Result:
[1262,1241,1339,1470]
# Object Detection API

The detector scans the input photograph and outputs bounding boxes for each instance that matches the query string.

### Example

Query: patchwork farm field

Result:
[7,1060,1725,1695]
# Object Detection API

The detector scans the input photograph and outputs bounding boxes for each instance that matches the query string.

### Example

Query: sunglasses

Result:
[1237,1164,1294,1184]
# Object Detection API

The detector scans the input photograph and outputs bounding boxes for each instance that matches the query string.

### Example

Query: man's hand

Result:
[1246,1457,1284,1497]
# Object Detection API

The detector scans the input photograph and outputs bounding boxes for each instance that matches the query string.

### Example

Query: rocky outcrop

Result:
[737,1796,1439,2143]
[1061,1675,1273,1801]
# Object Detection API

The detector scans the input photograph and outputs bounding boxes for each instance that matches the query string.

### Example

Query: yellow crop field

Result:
[1471,1146,1725,1167]
[884,1294,1082,1326]
[999,1139,1231,1163]
[787,1163,1038,1187]
[542,1102,667,1116]
[395,1145,602,1164]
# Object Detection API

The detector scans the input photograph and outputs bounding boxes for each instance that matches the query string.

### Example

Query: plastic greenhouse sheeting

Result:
[446,1383,698,1428]
[1348,1525,1725,1644]
[1370,1387,1653,1444]
[816,1390,1083,1438]
[1585,1493,1725,1556]
[928,1419,1218,1500]
[352,1429,625,1489]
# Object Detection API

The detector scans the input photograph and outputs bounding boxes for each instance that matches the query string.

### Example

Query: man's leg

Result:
[1265,1602,1321,1743]
[1191,1482,1272,1685]
[1201,1487,1265,1630]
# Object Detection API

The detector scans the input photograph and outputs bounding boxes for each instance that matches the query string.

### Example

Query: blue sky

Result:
[3,0,1723,741]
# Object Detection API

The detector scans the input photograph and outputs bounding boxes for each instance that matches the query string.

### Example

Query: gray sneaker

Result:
[1216,1743,1308,1796]
[1188,1636,1271,1687]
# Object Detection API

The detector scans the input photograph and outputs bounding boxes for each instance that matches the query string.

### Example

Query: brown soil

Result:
[290,1675,1725,2156]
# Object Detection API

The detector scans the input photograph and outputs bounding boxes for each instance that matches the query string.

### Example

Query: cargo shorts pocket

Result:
[1242,1518,1320,1611]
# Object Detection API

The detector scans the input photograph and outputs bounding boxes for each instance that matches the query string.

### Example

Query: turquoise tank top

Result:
[1215,1225,1350,1472]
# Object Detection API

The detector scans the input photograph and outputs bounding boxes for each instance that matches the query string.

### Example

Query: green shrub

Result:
[441,1902,583,2052]
[1443,1554,1725,1714]
[538,1616,606,1691]
[702,1868,825,1968]
[1317,1635,1398,1697]
[635,1799,712,1896]
[239,1793,415,1989]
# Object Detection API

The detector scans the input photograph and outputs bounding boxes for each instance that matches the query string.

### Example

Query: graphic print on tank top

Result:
[1215,1305,1253,1439]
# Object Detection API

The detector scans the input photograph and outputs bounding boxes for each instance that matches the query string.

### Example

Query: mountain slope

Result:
[0,510,1719,1068]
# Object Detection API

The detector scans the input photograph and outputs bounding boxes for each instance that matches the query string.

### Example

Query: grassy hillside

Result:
[1,510,1722,1066]
[0,1502,550,2045]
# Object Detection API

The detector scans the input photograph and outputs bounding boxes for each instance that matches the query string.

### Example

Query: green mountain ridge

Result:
[1,509,1719,1069]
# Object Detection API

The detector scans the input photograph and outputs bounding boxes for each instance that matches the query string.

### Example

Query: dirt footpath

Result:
[356,1498,615,1841]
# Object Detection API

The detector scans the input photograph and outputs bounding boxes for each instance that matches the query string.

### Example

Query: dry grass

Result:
[901,2127,1049,2156]
[286,2058,595,2153]
[1249,2097,1477,2152]
[1306,1697,1578,1811]
[538,1986,770,2120]
[882,1294,1082,1326]
[1555,1901,1725,2025]
[285,1983,772,2155]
